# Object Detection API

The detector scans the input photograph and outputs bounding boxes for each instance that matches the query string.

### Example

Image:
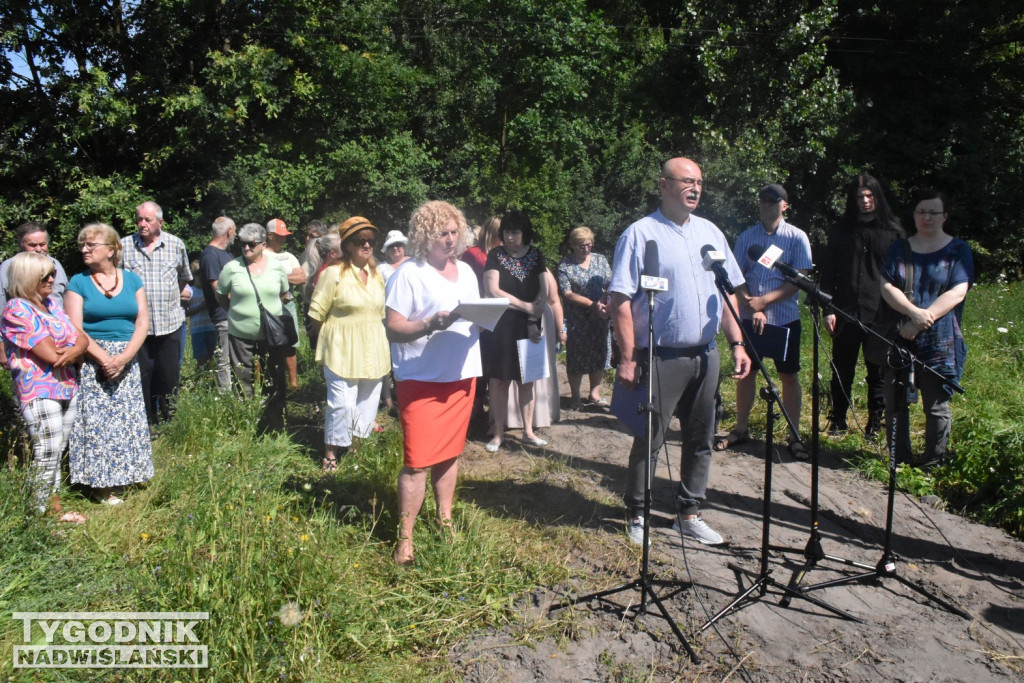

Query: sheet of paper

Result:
[517,336,550,383]
[453,298,509,332]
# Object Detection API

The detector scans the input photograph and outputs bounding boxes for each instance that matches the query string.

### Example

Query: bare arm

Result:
[484,269,543,317]
[385,307,458,344]
[64,291,112,367]
[287,267,307,286]
[545,271,565,343]
[100,288,149,380]
[721,292,751,379]
[52,323,90,368]
[610,291,637,388]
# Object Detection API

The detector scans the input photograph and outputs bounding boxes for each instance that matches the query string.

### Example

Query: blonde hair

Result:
[407,201,470,264]
[481,215,503,252]
[77,223,123,267]
[568,226,594,247]
[6,251,53,301]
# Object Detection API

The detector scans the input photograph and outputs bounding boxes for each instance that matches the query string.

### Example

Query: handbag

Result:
[244,260,298,348]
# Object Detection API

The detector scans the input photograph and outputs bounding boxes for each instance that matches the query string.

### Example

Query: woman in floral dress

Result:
[557,226,611,409]
[65,223,153,504]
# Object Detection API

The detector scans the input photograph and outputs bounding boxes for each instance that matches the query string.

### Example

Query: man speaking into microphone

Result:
[609,157,750,546]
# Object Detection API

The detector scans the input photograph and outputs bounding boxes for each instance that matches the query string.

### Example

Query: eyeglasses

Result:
[241,241,263,249]
[574,243,594,250]
[664,176,703,188]
[80,242,107,251]
[40,270,56,282]
[914,210,945,218]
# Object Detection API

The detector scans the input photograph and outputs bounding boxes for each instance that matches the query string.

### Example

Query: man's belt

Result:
[652,341,715,360]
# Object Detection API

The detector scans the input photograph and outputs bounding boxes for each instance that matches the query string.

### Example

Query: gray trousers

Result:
[884,368,952,464]
[625,347,720,517]
[214,320,231,393]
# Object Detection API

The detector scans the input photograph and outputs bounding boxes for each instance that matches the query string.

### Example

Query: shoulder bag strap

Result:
[243,259,266,312]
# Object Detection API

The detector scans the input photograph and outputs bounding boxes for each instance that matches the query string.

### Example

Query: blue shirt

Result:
[733,219,813,326]
[609,209,744,348]
[67,270,144,341]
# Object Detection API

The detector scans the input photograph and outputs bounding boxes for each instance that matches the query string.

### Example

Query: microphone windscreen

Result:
[643,240,660,276]
[699,243,713,259]
[747,244,767,261]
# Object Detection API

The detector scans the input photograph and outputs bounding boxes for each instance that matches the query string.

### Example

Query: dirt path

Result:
[448,371,1024,681]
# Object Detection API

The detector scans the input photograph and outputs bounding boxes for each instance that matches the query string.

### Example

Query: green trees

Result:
[1,1,1021,269]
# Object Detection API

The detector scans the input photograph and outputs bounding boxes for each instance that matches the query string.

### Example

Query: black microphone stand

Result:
[790,342,970,618]
[769,274,969,619]
[701,272,860,631]
[773,282,863,606]
[549,279,699,663]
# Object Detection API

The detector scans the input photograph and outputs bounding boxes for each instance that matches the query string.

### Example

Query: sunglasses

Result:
[40,270,56,282]
[350,237,376,247]
[241,241,264,249]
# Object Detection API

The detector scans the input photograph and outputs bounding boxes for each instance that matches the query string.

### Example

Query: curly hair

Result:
[407,201,470,264]
[77,223,123,267]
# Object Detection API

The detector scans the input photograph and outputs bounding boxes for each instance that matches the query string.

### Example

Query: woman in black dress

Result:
[482,210,547,451]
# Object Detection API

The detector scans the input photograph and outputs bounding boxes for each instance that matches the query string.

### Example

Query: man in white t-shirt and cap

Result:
[378,230,409,283]
[266,218,307,389]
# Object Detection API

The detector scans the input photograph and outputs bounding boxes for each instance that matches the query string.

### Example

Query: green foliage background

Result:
[2,1,1022,265]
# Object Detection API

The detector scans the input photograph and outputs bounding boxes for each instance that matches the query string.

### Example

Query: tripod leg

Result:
[891,575,971,620]
[644,584,700,663]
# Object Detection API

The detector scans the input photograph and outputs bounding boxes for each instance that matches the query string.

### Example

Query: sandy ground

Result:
[447,369,1024,681]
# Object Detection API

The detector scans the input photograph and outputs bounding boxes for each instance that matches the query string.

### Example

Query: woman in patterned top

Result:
[2,251,89,520]
[880,188,973,467]
[557,226,611,409]
[65,223,154,505]
[481,209,548,451]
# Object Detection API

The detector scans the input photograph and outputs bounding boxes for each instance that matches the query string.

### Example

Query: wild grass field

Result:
[0,278,1021,680]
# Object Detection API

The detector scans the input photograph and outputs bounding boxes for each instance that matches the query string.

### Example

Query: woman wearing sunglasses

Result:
[215,222,290,432]
[3,251,88,520]
[308,217,390,471]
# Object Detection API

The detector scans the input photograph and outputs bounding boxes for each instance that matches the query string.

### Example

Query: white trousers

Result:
[324,366,383,447]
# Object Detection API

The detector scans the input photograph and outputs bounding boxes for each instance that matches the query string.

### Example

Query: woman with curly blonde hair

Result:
[384,200,482,565]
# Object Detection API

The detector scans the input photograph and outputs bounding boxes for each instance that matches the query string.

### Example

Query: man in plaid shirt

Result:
[120,201,192,424]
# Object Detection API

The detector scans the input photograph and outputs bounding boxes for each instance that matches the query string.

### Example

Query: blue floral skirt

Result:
[70,340,154,488]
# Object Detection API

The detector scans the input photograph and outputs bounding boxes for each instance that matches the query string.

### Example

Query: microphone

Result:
[700,244,735,294]
[746,244,804,280]
[640,240,668,292]
[747,243,832,304]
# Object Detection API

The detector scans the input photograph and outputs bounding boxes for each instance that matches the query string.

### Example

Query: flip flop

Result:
[714,428,749,451]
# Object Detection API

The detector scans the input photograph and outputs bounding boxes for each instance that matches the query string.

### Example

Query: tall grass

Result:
[0,369,567,680]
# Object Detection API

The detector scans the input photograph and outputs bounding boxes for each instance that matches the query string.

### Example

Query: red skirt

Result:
[397,378,476,468]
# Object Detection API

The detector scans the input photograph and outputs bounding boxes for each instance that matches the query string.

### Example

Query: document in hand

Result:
[452,298,509,331]
[517,336,550,383]
[741,319,791,361]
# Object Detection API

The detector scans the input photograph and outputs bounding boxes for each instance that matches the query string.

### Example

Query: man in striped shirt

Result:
[120,201,192,423]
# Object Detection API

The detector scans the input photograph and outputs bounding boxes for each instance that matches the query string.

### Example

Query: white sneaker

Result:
[626,515,650,546]
[673,515,724,545]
